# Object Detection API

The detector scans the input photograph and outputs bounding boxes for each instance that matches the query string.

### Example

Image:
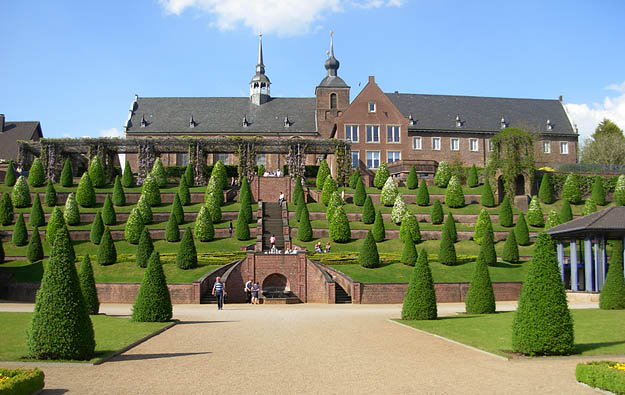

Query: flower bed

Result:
[576,361,625,394]
[308,251,476,266]
[0,368,45,395]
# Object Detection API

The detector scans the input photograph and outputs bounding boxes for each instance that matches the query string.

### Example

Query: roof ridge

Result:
[385,92,560,102]
[586,206,615,228]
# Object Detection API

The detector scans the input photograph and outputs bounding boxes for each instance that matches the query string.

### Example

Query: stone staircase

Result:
[334,283,352,304]
[262,202,285,251]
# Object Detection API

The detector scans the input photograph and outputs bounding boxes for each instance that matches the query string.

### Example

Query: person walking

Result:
[245,279,252,304]
[270,234,276,250]
[228,220,233,236]
[279,191,285,205]
[251,282,260,305]
[212,277,226,310]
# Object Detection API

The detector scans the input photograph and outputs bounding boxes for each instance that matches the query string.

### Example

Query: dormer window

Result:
[546,119,553,131]
[500,116,507,129]
[408,114,417,126]
[284,116,291,128]
[140,115,147,128]
[242,115,249,127]
[330,93,337,109]
[455,115,463,128]
[189,115,196,128]
[368,102,376,113]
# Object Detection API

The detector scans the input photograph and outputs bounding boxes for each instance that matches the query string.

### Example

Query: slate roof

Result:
[318,75,349,88]
[385,93,576,136]
[0,121,42,160]
[547,206,625,238]
[125,97,318,136]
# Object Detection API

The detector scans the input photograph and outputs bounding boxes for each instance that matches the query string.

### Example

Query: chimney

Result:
[368,76,375,84]
[559,95,563,101]
[0,114,4,132]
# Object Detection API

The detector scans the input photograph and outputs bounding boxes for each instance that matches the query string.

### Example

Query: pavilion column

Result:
[623,236,625,280]
[584,237,593,292]
[593,237,600,291]
[597,236,606,290]
[570,240,578,291]
[557,241,565,283]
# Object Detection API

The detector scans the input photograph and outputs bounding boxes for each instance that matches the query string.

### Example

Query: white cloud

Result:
[606,81,625,93]
[159,0,401,36]
[100,127,124,138]
[566,86,625,141]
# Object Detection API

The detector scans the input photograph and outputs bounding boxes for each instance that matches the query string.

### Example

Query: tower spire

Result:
[329,30,334,58]
[256,33,265,74]
[250,33,270,105]
[324,30,340,77]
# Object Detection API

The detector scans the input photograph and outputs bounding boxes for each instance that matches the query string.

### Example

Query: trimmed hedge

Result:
[61,158,73,187]
[132,251,172,322]
[46,207,65,242]
[112,175,126,206]
[79,255,99,314]
[27,227,44,263]
[97,227,117,266]
[473,209,492,245]
[194,206,215,242]
[467,164,479,188]
[88,156,106,187]
[235,204,250,240]
[149,157,167,187]
[498,195,513,227]
[76,173,96,208]
[443,213,457,243]
[434,161,451,188]
[560,199,573,222]
[0,192,13,225]
[205,191,222,223]
[465,248,496,314]
[295,191,305,222]
[562,173,582,204]
[359,231,379,268]
[63,192,80,226]
[4,160,16,186]
[122,160,135,187]
[28,157,45,187]
[538,173,554,204]
[12,213,27,246]
[45,181,57,207]
[354,177,367,206]
[527,196,544,227]
[391,194,408,224]
[545,209,561,229]
[583,198,597,216]
[575,361,625,395]
[373,162,390,189]
[316,159,330,190]
[480,178,495,207]
[599,240,625,310]
[141,176,161,207]
[11,176,31,208]
[430,200,443,224]
[400,237,417,266]
[349,168,361,189]
[184,162,194,187]
[614,175,625,206]
[165,213,180,242]
[380,177,398,206]
[125,208,145,244]
[416,178,430,206]
[362,195,375,224]
[480,223,497,267]
[502,230,520,264]
[438,226,457,266]
[329,206,350,243]
[90,211,104,244]
[135,195,152,224]
[401,249,437,320]
[101,195,116,225]
[171,193,184,225]
[29,193,45,227]
[321,176,337,206]
[514,212,531,246]
[176,228,198,269]
[400,213,421,244]
[406,165,418,189]
[292,176,303,205]
[297,204,313,242]
[0,368,45,395]
[444,176,465,208]
[591,175,606,206]
[136,227,154,269]
[372,210,386,242]
[326,191,342,223]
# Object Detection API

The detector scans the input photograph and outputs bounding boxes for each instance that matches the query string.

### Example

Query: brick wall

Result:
[250,176,293,203]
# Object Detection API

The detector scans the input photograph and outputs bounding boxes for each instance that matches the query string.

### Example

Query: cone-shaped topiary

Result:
[60,158,73,187]
[406,165,418,189]
[400,213,421,244]
[45,181,57,207]
[480,178,495,207]
[430,199,443,224]
[46,207,65,242]
[582,198,597,216]
[321,176,337,206]
[177,175,190,206]
[465,249,496,314]
[434,161,452,188]
[512,232,574,355]
[381,177,399,206]
[97,227,117,266]
[137,195,153,224]
[136,228,154,268]
[502,230,520,263]
[184,162,194,187]
[445,175,465,208]
[28,157,45,187]
[439,226,457,266]
[112,175,126,206]
[29,193,45,227]
[329,206,350,243]
[467,164,479,188]
[205,191,222,224]
[353,177,367,206]
[473,209,492,245]
[401,237,418,266]
[78,255,99,315]
[295,191,305,222]
[122,160,135,187]
[27,227,44,263]
[12,176,31,208]
[599,240,625,310]
[5,160,16,187]
[297,204,313,242]
[211,161,228,191]
[239,176,253,204]
[499,195,513,227]
[538,173,554,204]
[149,157,167,187]
[391,194,408,224]
[101,195,116,225]
[362,195,375,224]
[176,228,198,269]
[443,213,457,243]
[416,178,430,206]
[359,231,379,268]
[132,251,172,322]
[374,162,390,189]
[545,209,561,229]
[349,168,361,189]
[590,176,606,206]
[88,156,106,187]
[90,211,104,244]
[326,191,342,222]
[239,182,253,224]
[12,213,28,246]
[165,214,180,242]
[171,193,184,225]
[257,164,265,177]
[141,176,161,207]
[63,193,80,226]
[206,177,224,207]
[0,238,4,264]
[124,208,145,244]
[75,173,95,208]
[480,223,497,266]
[614,175,625,205]
[527,196,544,227]
[26,228,95,360]
[235,206,250,241]
[562,173,582,204]
[560,199,573,222]
[514,212,530,246]
[401,249,437,320]
[194,206,214,242]
[0,192,13,226]
[316,159,330,190]
[292,176,303,204]
[372,210,385,242]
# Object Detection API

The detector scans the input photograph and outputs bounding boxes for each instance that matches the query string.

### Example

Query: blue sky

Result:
[2,0,624,142]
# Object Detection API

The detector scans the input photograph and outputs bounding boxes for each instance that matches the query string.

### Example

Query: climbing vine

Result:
[485,128,535,199]
[137,142,156,185]
[188,141,208,186]
[234,138,257,182]
[334,140,352,187]
[287,142,308,180]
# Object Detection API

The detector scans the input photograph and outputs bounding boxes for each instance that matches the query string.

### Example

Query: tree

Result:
[149,157,167,187]
[184,163,194,187]
[480,223,497,267]
[582,198,597,216]
[26,228,95,360]
[545,209,561,229]
[359,231,379,268]
[512,232,574,355]
[136,228,154,268]
[141,176,161,207]
[194,206,215,242]
[78,255,99,315]
[445,176,465,208]
[473,209,492,245]
[44,181,57,207]
[132,251,172,322]
[438,227,457,266]
[485,128,534,200]
[401,213,421,244]
[27,227,44,263]
[177,176,191,207]
[380,177,398,206]
[467,164,479,188]
[416,178,430,206]
[372,210,385,242]
[329,206,350,243]
[480,178,495,207]
[63,193,80,226]
[210,162,227,191]
[514,212,530,246]
[374,162,390,189]
[12,175,31,208]
[406,165,418,189]
[562,174,582,204]
[239,176,253,204]
[353,177,367,206]
[349,168,361,189]
[559,199,573,222]
[235,205,250,240]
[112,175,126,206]
[434,161,452,188]
[580,118,625,165]
[295,191,305,222]
[102,195,116,225]
[0,192,13,226]
[401,249,437,320]
[12,213,28,246]
[97,227,117,266]
[88,156,106,188]
[599,240,625,310]
[171,193,184,225]
[443,213,457,243]
[29,193,45,227]
[137,195,153,224]
[60,158,73,187]
[362,196,375,224]
[430,200,443,224]
[614,175,625,206]
[124,208,144,244]
[75,173,96,208]
[316,159,330,190]
[5,160,16,186]
[401,237,417,266]
[46,207,65,242]
[297,203,313,242]
[502,230,520,264]
[239,181,253,224]
[326,191,342,222]
[538,173,554,204]
[28,157,45,187]
[176,228,198,269]
[292,176,303,205]
[205,191,222,223]
[498,195,513,227]
[165,214,180,242]
[321,176,337,206]
[122,160,135,187]
[465,249,496,314]
[527,196,544,227]
[90,211,104,244]
[591,176,606,206]
[390,194,408,224]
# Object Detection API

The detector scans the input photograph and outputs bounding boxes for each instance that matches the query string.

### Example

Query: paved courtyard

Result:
[2,302,598,394]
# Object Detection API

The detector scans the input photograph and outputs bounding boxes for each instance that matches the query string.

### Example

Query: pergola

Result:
[547,206,625,292]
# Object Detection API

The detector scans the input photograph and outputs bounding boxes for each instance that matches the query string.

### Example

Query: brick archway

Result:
[262,273,290,292]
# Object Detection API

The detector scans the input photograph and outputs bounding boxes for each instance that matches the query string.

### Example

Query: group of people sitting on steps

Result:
[267,234,300,254]
[315,241,331,253]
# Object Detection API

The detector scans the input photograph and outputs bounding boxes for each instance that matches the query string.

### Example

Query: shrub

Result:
[545,209,561,229]
[292,176,303,205]
[125,208,145,244]
[0,367,45,394]
[329,206,351,243]
[527,196,544,227]
[380,177,398,206]
[559,199,573,222]
[434,161,452,187]
[205,192,222,223]
[60,157,73,187]
[374,162,390,189]
[466,164,479,188]
[46,207,65,242]
[416,178,430,206]
[362,196,375,224]
[136,195,153,224]
[575,361,625,395]
[12,213,28,246]
[401,237,418,266]
[400,213,421,244]
[79,255,99,314]
[28,157,45,187]
[171,193,184,225]
[295,191,305,222]
[480,178,495,207]
[211,161,228,191]
[176,228,198,269]
[321,176,337,206]
[63,192,80,226]
[430,200,443,224]
[562,173,582,204]
[11,176,30,208]
[206,178,224,207]
[89,156,106,187]
[599,240,625,310]
[443,213,457,243]
[349,168,361,189]
[102,195,116,225]
[194,206,215,242]
[498,195,513,227]
[359,231,379,268]
[149,157,167,187]
[445,176,464,208]
[132,251,172,322]
[354,177,367,206]
[97,227,117,266]
[514,212,530,246]
[512,232,574,355]
[614,175,625,205]
[473,209,492,245]
[439,227,457,266]
[583,198,597,216]
[29,193,45,227]
[465,249,496,314]
[401,249,437,320]
[591,176,606,206]
[90,211,104,244]
[27,227,44,263]
[141,176,161,207]
[238,176,251,206]
[239,181,253,224]
[480,223,497,266]
[257,164,266,177]
[26,228,95,360]
[0,192,13,226]
[538,173,554,204]
[235,205,250,240]
[5,160,16,186]
[165,214,180,242]
[122,160,135,187]
[44,181,57,207]
[297,204,313,242]
[326,191,342,222]
[372,210,385,242]
[112,175,126,206]
[316,159,330,190]
[406,165,418,189]
[136,228,154,268]
[75,173,96,208]
[391,194,408,224]
[502,230,520,263]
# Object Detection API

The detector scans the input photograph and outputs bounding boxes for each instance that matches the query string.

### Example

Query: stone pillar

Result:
[557,241,565,283]
[584,237,594,292]
[570,240,578,291]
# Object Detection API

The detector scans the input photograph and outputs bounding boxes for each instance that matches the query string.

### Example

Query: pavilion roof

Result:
[546,206,625,239]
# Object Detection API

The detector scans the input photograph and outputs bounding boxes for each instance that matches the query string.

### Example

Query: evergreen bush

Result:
[29,193,45,227]
[380,177,398,206]
[0,192,13,226]
[297,204,313,242]
[401,249,437,320]
[480,178,495,207]
[235,205,250,240]
[121,160,135,187]
[538,173,555,204]
[353,177,367,206]
[78,255,99,315]
[374,162,390,189]
[591,176,606,206]
[545,209,561,229]
[562,173,582,204]
[124,208,144,244]
[63,193,80,226]
[11,176,31,208]
[60,158,73,187]
[316,159,330,190]
[206,178,224,207]
[362,196,375,224]
[194,206,215,242]
[512,232,574,355]
[433,161,451,188]
[176,228,198,269]
[112,175,126,206]
[401,237,418,266]
[28,158,45,187]
[444,213,457,243]
[46,207,65,242]
[349,168,361,189]
[614,175,625,206]
[321,176,337,206]
[177,176,190,207]
[27,227,44,263]
[5,160,16,186]
[44,181,56,207]
[400,213,421,244]
[430,200,443,224]
[372,210,385,242]
[445,176,464,208]
[88,156,106,188]
[12,213,28,246]
[527,196,544,227]
[149,157,167,187]
[559,199,573,222]
[292,176,303,205]
[171,193,184,225]
[502,230,520,264]
[391,194,408,224]
[257,164,265,177]
[136,228,154,268]
[141,176,161,207]
[416,178,430,206]
[359,231,379,268]
[480,224,497,266]
[165,214,180,242]
[465,249,496,314]
[514,212,531,246]
[132,251,172,322]
[239,181,253,224]
[97,227,117,266]
[467,164,479,188]
[329,206,351,243]
[137,195,153,224]
[90,211,104,244]
[295,191,305,222]
[75,173,95,208]
[205,192,222,223]
[102,195,116,225]
[599,240,625,310]
[59,223,76,265]
[439,227,457,266]
[326,191,342,222]
[473,209,492,245]
[238,177,251,206]
[499,195,513,227]
[184,163,194,187]
[406,165,418,189]
[583,198,597,216]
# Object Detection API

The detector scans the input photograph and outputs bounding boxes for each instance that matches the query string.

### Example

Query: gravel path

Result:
[1,302,597,394]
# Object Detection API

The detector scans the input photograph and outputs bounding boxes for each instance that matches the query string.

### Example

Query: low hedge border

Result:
[0,367,45,395]
[308,252,477,266]
[576,361,625,395]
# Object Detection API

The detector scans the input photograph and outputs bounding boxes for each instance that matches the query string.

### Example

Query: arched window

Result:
[330,93,337,109]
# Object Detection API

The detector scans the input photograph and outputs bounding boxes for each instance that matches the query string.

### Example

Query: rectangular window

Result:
[387,151,401,163]
[560,142,569,154]
[470,138,479,152]
[366,151,380,169]
[351,151,360,168]
[543,141,551,154]
[387,125,400,143]
[450,138,460,151]
[413,136,422,150]
[432,137,441,151]
[366,125,379,142]
[368,102,376,113]
[214,153,230,165]
[345,125,359,142]
[488,140,494,152]
[256,153,266,166]
[176,153,189,166]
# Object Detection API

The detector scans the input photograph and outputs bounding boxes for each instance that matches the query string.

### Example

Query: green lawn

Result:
[0,312,172,363]
[397,309,625,357]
